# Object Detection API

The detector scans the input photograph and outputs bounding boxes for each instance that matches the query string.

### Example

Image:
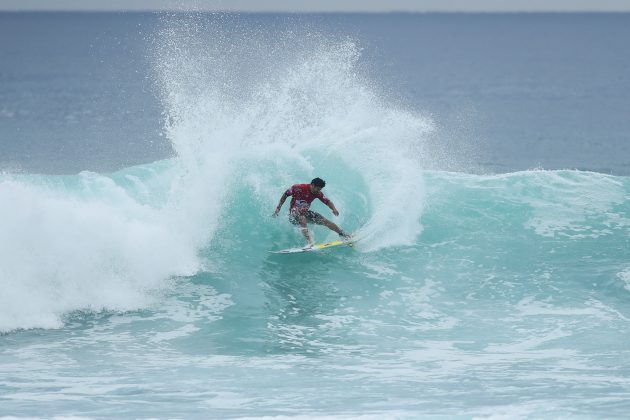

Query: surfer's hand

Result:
[272,210,279,218]
[332,209,339,216]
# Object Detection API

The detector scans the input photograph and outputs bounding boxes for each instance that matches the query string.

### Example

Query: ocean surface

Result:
[1,12,629,419]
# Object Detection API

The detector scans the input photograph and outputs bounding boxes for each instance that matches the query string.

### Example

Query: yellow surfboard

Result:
[271,238,354,254]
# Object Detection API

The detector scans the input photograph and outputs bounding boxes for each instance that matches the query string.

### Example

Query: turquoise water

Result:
[1,12,630,419]
[2,165,629,417]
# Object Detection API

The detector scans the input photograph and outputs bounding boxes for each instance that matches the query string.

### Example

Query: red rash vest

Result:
[285,184,331,213]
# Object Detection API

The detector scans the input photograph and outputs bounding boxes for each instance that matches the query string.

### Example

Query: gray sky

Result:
[2,0,630,12]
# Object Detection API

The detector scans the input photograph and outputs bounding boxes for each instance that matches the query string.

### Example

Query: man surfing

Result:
[273,177,351,247]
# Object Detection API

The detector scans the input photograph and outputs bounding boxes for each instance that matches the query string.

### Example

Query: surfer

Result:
[273,177,351,246]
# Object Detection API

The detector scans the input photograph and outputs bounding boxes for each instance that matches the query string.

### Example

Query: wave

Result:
[1,15,628,333]
[423,169,629,241]
[2,165,628,333]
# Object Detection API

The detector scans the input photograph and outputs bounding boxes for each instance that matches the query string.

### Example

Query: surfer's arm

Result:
[318,194,339,216]
[273,191,290,217]
[325,200,340,217]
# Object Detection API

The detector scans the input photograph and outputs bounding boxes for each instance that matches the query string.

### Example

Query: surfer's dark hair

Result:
[311,177,326,188]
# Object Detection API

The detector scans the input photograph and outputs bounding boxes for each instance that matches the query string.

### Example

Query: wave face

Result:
[1,14,630,419]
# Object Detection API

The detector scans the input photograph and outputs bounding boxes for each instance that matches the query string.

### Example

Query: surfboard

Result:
[271,238,355,254]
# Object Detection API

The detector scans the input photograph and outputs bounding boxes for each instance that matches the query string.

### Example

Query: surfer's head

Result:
[310,177,325,192]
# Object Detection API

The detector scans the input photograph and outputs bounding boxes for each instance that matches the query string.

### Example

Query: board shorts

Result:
[289,209,326,225]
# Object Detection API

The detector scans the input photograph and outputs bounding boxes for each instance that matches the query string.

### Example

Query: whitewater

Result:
[1,12,630,419]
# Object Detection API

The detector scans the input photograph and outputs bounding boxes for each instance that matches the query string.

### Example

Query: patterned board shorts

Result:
[289,210,325,225]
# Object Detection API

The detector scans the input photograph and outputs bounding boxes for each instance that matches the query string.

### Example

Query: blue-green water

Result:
[2,166,630,418]
[1,12,630,419]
